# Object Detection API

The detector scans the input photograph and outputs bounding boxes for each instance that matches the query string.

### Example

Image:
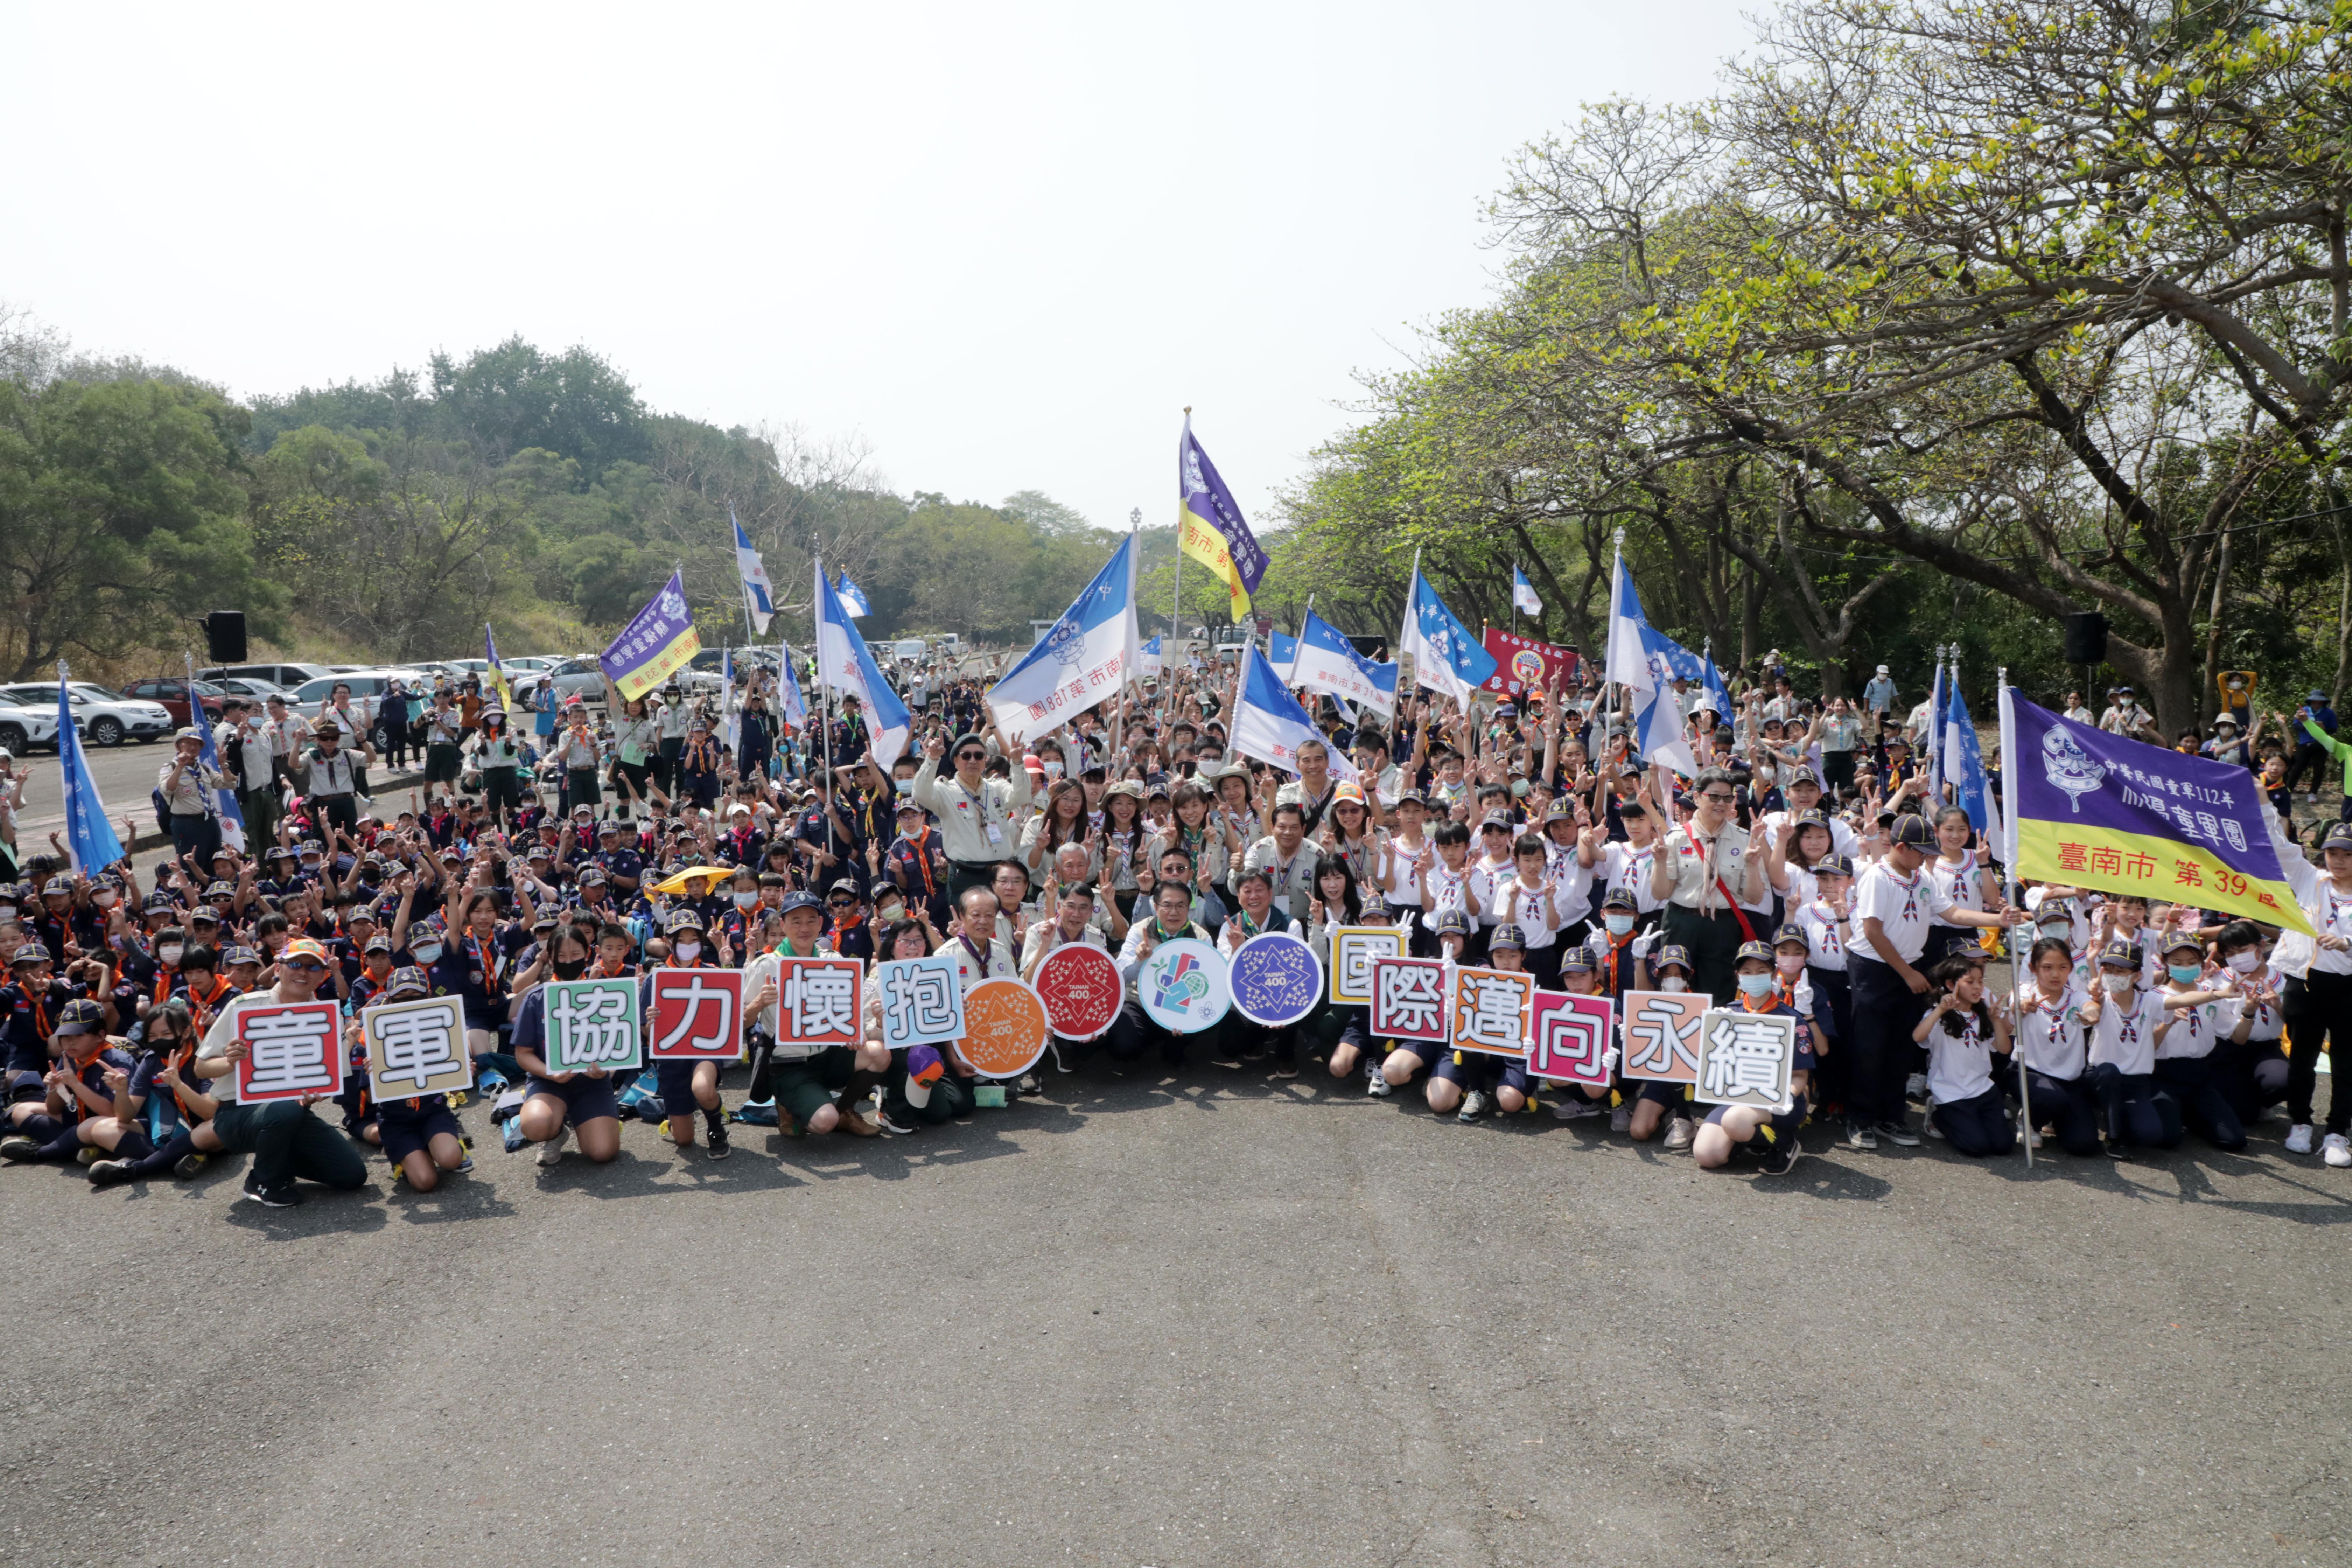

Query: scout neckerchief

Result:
[1229,905,1265,940]
[465,931,506,995]
[61,1041,107,1124]
[1808,898,1844,962]
[1940,848,1977,905]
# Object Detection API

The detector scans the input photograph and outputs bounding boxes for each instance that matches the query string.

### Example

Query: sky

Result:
[2,0,1757,532]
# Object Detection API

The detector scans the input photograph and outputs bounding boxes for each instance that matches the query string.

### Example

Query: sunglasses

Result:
[282,959,328,973]
[955,751,986,762]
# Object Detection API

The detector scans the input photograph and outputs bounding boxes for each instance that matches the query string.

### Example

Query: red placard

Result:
[1368,955,1451,1044]
[774,956,864,1048]
[1478,630,1581,698]
[231,1001,344,1104]
[647,967,746,1061]
[1032,942,1122,1042]
[1528,992,1614,1088]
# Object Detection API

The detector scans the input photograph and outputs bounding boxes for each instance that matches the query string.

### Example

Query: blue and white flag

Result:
[1139,634,1164,681]
[187,684,246,853]
[1697,647,1734,728]
[1268,630,1297,670]
[1925,659,1947,802]
[834,574,871,618]
[813,564,910,766]
[775,642,809,730]
[1231,646,1358,782]
[57,672,124,875]
[1942,676,2004,849]
[1398,567,1499,706]
[1289,608,1398,720]
[733,511,775,635]
[1512,568,1542,617]
[1602,552,1697,777]
[719,648,738,754]
[987,533,1140,743]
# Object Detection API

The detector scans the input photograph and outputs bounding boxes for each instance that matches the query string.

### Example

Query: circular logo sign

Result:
[1510,648,1546,688]
[1032,942,1122,1042]
[956,978,1051,1077]
[1136,937,1231,1034]
[1228,931,1324,1027]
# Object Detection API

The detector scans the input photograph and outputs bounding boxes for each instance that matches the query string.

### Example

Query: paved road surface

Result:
[0,1064,2343,1567]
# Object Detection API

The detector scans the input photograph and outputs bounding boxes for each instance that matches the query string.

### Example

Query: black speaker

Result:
[205,610,247,664]
[2060,611,2107,666]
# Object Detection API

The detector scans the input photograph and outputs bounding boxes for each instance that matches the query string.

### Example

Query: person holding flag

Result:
[484,624,517,715]
[156,726,227,862]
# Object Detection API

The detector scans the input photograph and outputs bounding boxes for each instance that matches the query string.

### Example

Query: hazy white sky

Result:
[4,1,1756,531]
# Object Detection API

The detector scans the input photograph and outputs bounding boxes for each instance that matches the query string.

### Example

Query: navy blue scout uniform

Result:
[371,967,469,1174]
[1702,943,1815,1169]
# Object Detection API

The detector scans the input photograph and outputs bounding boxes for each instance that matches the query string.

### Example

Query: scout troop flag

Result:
[1176,413,1268,619]
[834,574,871,618]
[813,562,911,765]
[1230,645,1357,782]
[1398,564,1499,706]
[599,570,701,701]
[1998,690,2312,935]
[56,668,123,874]
[987,532,1140,743]
[1512,567,1542,616]
[1289,607,1398,719]
[1602,551,1697,778]
[484,624,515,713]
[733,510,775,634]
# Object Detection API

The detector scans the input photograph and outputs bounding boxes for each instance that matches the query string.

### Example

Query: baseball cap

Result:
[1735,939,1776,965]
[1488,923,1526,951]
[2095,938,2142,969]
[280,938,330,966]
[1890,814,1935,849]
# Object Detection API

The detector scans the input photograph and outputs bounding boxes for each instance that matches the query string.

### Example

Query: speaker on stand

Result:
[204,611,247,665]
[2060,612,2107,712]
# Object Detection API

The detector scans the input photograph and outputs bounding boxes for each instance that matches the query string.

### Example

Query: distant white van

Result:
[891,639,927,664]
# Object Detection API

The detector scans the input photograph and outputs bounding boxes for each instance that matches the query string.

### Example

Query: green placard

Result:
[540,976,643,1074]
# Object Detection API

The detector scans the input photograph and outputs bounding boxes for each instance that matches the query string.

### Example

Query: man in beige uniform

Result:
[908,729,1033,904]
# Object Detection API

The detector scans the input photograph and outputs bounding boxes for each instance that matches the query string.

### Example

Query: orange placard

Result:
[957,978,1051,1078]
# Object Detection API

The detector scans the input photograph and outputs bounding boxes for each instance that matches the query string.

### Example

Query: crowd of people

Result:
[0,642,2345,1211]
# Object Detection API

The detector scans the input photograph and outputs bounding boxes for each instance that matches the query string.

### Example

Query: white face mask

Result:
[1605,913,1634,936]
[733,892,758,909]
[0,905,13,920]
[1660,976,1689,993]
[1043,761,1064,779]
[2102,972,2135,996]
[411,943,442,964]
[2226,951,2261,975]
[674,940,701,961]
[94,891,117,909]
[2038,920,2071,940]
[158,944,184,966]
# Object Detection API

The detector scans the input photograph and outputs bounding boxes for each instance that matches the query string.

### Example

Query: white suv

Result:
[0,695,68,755]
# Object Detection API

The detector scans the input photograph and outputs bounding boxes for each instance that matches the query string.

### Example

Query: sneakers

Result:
[1457,1089,1492,1124]
[1843,1119,1878,1151]
[1662,1115,1696,1153]
[2104,1138,2131,1160]
[1365,1059,1391,1098]
[1609,1104,1633,1134]
[1755,1138,1801,1177]
[2325,1133,2352,1169]
[243,1180,303,1208]
[1921,1099,1944,1140]
[1270,1062,1300,1080]
[87,1158,137,1186]
[1876,1119,1922,1148]
[173,1151,209,1179]
[705,1123,731,1161]
[1904,1072,1929,1101]
[1209,1050,1242,1069]
[0,1136,39,1163]
[877,1110,917,1135]
[536,1126,571,1166]
[2286,1123,2316,1155]
[75,1145,104,1166]
[1552,1097,1603,1121]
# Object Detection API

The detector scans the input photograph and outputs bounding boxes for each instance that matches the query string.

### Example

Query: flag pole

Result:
[1999,662,2031,1168]
[813,533,835,875]
[1174,408,1188,651]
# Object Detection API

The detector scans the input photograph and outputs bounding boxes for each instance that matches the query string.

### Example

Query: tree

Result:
[0,373,283,680]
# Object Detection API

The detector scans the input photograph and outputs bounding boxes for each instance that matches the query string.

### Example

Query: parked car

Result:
[198,661,340,691]
[285,669,435,724]
[509,657,609,710]
[0,696,67,755]
[119,677,226,726]
[0,682,173,748]
[209,676,298,707]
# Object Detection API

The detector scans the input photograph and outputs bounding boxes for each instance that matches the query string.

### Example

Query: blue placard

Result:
[1228,931,1324,1027]
[874,954,966,1049]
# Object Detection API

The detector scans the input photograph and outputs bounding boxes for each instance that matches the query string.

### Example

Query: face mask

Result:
[733,892,758,909]
[1660,976,1689,993]
[674,940,701,962]
[0,906,13,920]
[1605,913,1634,936]
[2168,962,2203,984]
[553,958,588,981]
[2220,951,2259,975]
[1776,953,1805,976]
[1737,973,1776,999]
[158,945,184,966]
[877,902,904,924]
[1043,762,1064,779]
[2038,921,2071,940]
[93,891,117,909]
[2102,972,2135,996]
[411,943,443,964]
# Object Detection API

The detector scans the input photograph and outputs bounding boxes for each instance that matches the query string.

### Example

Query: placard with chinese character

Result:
[647,968,746,1062]
[1528,992,1614,1088]
[1693,1008,1797,1109]
[233,1001,344,1103]
[1449,965,1534,1057]
[361,995,471,1101]
[1329,926,1406,1007]
[1368,955,1450,1044]
[873,954,966,1050]
[540,977,643,1074]
[1618,989,1706,1085]
[774,956,863,1048]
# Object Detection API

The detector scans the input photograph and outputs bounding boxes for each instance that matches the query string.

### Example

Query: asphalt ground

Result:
[0,1053,2344,1568]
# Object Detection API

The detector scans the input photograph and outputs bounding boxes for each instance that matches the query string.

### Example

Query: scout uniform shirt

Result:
[908,755,1034,867]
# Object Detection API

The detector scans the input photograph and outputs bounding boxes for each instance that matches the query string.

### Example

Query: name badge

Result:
[985,823,1003,846]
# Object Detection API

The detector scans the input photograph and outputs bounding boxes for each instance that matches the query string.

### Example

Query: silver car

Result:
[0,682,168,748]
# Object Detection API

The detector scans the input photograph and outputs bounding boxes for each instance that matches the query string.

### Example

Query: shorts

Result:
[1432,1051,1531,1095]
[525,1074,621,1126]
[655,1059,718,1115]
[424,742,464,784]
[771,1045,858,1126]
[1634,1079,1693,1109]
[379,1107,462,1163]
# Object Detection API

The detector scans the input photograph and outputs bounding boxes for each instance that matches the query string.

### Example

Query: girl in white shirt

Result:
[1924,807,1999,965]
[1910,953,2015,1155]
[2274,819,2352,1165]
[2010,937,2101,1157]
[2150,930,2249,1152]
[1490,833,1572,988]
[2209,920,2288,1125]
[2077,940,2185,1157]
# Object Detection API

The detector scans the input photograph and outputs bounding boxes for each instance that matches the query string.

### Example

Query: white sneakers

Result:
[2286,1124,2315,1156]
[2324,1133,2352,1170]
[536,1126,572,1166]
